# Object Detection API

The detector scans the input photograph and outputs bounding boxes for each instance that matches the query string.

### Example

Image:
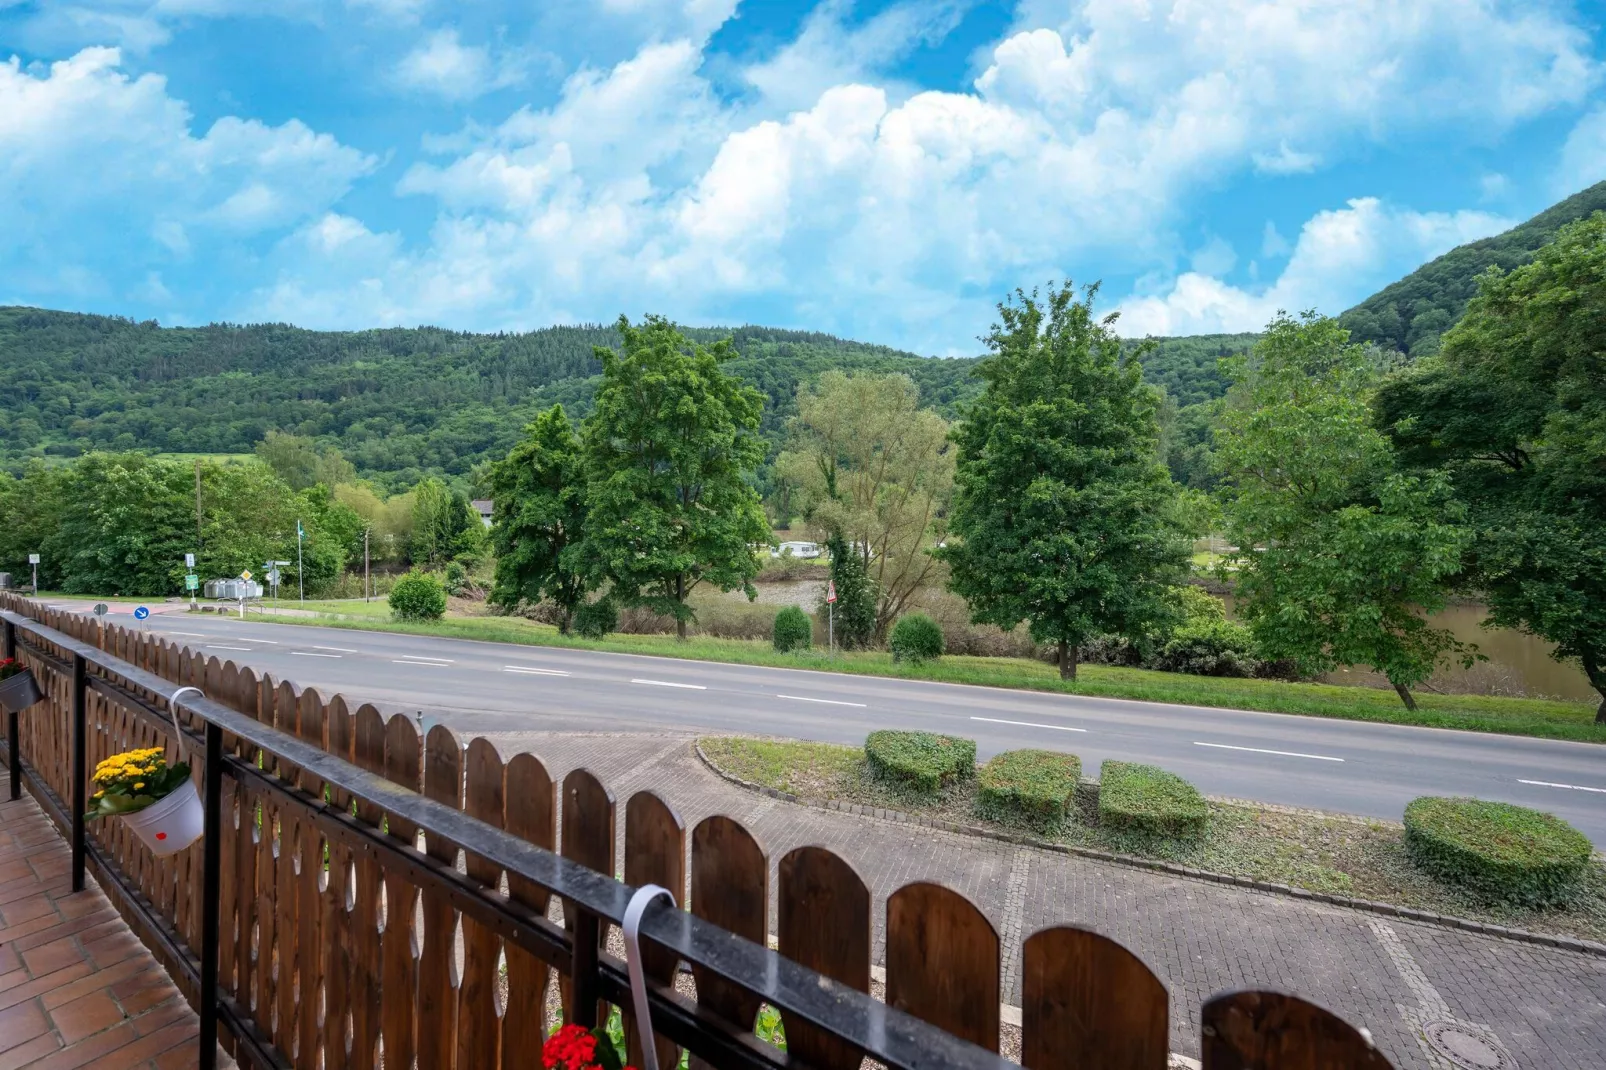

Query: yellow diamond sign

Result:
[240,569,253,581]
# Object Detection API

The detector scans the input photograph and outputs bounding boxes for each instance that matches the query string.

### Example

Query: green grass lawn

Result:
[700,736,1606,943]
[228,605,1606,743]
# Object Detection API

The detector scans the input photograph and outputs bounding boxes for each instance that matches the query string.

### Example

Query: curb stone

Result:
[693,740,1606,960]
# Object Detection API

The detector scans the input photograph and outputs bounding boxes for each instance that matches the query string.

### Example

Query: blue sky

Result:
[1,0,1603,354]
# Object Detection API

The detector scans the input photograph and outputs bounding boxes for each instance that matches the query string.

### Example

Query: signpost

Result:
[27,553,38,595]
[238,570,253,619]
[92,603,108,618]
[826,579,837,659]
[296,519,305,603]
[185,554,197,609]
[133,606,150,630]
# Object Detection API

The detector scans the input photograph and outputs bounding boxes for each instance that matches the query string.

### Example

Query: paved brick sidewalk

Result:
[476,730,1606,1070]
[0,776,203,1070]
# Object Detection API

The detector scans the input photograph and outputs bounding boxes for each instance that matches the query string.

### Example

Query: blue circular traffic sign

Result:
[133,606,150,621]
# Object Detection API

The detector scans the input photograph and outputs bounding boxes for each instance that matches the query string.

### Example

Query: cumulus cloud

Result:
[394,29,529,100]
[0,48,373,307]
[1115,199,1512,336]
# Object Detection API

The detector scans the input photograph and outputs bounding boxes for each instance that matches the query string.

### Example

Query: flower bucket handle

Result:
[166,686,203,762]
[622,883,676,1070]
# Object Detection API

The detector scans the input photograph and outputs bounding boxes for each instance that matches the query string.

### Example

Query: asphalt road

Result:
[60,603,1606,845]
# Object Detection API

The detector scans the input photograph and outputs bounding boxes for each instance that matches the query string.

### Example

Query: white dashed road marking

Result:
[632,679,706,690]
[394,659,448,667]
[1519,779,1606,794]
[777,695,867,708]
[504,667,570,676]
[205,645,250,651]
[396,655,453,663]
[1193,741,1343,762]
[292,652,341,658]
[314,645,358,653]
[971,716,1087,732]
[228,637,278,644]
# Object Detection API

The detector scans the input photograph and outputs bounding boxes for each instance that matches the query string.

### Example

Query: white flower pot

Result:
[120,779,204,856]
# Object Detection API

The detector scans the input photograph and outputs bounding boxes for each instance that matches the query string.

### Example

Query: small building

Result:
[471,499,494,528]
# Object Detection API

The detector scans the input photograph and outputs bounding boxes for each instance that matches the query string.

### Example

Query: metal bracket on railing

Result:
[167,687,203,761]
[623,883,676,1070]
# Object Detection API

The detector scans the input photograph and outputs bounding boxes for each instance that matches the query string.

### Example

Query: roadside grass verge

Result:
[228,606,1606,743]
[698,736,1606,944]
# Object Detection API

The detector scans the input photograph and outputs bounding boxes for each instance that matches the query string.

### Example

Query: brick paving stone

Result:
[0,775,220,1070]
[477,730,1606,1070]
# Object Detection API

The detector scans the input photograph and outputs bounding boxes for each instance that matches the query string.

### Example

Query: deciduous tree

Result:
[1218,312,1471,710]
[942,282,1190,680]
[582,316,770,639]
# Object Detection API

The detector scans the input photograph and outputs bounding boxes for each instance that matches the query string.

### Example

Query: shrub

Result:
[889,613,944,663]
[976,749,1081,831]
[864,730,976,793]
[388,571,447,621]
[1098,761,1208,838]
[573,598,618,639]
[773,605,812,652]
[1148,617,1261,677]
[1403,797,1592,907]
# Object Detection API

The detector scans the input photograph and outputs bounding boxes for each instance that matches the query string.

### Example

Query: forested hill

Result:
[1338,179,1606,356]
[0,306,1252,488]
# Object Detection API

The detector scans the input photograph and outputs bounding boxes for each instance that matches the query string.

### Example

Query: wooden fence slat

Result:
[458,738,505,1069]
[623,791,686,1070]
[272,682,301,1062]
[323,695,355,1068]
[886,881,1000,1053]
[420,723,462,1070]
[1021,926,1168,1070]
[560,768,615,1026]
[777,846,870,1070]
[1201,991,1395,1070]
[689,816,767,1070]
[349,704,387,1070]
[503,752,556,1068]
[295,688,327,1069]
[381,713,422,1070]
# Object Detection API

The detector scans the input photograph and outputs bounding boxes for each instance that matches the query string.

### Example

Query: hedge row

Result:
[864,730,976,793]
[1404,797,1592,907]
[976,749,1081,831]
[1097,761,1208,838]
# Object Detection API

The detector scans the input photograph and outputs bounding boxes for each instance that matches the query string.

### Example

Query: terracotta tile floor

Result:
[0,774,207,1070]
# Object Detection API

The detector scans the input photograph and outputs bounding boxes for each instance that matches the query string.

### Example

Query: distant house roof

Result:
[471,499,494,516]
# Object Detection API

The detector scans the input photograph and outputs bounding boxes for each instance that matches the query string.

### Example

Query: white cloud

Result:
[1261,221,1291,259]
[1115,198,1512,336]
[1253,142,1320,175]
[394,29,528,101]
[0,48,374,304]
[1556,107,1606,196]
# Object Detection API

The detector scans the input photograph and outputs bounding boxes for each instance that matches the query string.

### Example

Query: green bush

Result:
[1098,761,1208,838]
[573,598,618,639]
[976,749,1081,830]
[864,730,975,793]
[388,571,447,621]
[1403,797,1592,907]
[889,613,944,663]
[772,605,812,652]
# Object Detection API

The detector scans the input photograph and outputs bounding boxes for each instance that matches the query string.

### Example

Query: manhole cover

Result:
[1422,1020,1511,1070]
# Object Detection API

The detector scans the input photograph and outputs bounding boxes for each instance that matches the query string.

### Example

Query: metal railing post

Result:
[5,620,16,800]
[571,909,601,1028]
[71,652,86,892]
[199,720,223,1070]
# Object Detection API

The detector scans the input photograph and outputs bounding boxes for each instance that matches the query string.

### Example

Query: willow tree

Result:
[942,282,1189,679]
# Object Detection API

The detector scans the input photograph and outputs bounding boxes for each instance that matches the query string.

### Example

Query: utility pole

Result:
[296,519,305,603]
[364,527,371,602]
[194,462,203,551]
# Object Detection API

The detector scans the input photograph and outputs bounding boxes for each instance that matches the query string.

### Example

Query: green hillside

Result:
[1339,179,1606,356]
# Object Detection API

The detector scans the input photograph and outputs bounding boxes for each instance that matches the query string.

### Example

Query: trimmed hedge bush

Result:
[864,730,975,793]
[1403,797,1592,907]
[976,749,1081,830]
[1098,761,1208,838]
[889,613,944,663]
[772,605,812,652]
[573,598,618,639]
[388,571,447,621]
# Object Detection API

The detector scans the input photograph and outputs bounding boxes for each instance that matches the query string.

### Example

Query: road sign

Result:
[185,574,199,591]
[185,553,195,568]
[27,554,39,565]
[240,569,253,582]
[93,603,108,617]
[133,606,150,621]
[826,580,837,604]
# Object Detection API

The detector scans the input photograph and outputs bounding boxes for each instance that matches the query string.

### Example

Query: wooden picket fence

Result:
[0,594,1395,1070]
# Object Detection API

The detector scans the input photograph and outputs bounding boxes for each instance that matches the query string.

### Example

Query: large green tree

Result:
[942,283,1190,679]
[487,405,592,632]
[582,315,771,639]
[1217,313,1471,710]
[1376,213,1606,720]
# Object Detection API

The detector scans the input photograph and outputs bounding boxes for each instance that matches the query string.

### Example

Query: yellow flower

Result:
[133,782,145,790]
[93,790,104,799]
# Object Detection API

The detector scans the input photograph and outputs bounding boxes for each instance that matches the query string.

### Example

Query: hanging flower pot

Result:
[0,658,42,714]
[87,746,203,856]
